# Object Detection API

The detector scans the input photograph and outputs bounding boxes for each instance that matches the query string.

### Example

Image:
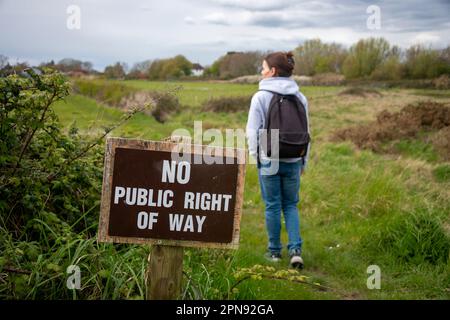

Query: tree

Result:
[441,46,450,66]
[81,61,93,73]
[370,46,404,80]
[147,55,192,80]
[161,55,192,79]
[0,61,30,77]
[56,58,93,74]
[342,37,392,79]
[57,58,83,72]
[207,51,264,79]
[404,45,450,79]
[127,60,153,79]
[39,60,56,68]
[104,62,127,79]
[203,60,221,78]
[293,39,347,76]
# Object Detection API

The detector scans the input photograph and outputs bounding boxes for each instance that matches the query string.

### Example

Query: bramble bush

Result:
[0,68,105,237]
[0,69,206,300]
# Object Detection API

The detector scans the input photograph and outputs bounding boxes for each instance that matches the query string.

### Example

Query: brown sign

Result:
[98,137,246,249]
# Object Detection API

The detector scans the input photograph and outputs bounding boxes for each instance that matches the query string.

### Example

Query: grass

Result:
[392,139,441,163]
[3,79,450,300]
[433,164,450,183]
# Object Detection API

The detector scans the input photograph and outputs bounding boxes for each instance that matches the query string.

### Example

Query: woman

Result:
[246,51,311,269]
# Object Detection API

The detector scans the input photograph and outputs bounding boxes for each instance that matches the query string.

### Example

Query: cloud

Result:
[203,12,231,25]
[202,0,450,34]
[184,16,195,25]
[200,11,313,28]
[211,0,296,11]
[0,0,449,70]
[244,11,317,28]
[411,32,441,45]
[139,5,152,12]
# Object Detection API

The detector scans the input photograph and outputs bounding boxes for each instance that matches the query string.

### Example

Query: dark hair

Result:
[264,51,295,77]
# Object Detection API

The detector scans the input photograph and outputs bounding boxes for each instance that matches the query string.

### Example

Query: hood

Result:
[259,77,299,95]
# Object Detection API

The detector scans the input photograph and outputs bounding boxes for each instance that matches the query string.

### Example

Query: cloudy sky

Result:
[1,0,449,71]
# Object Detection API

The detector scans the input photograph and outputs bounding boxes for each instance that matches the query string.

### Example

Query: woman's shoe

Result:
[289,250,304,269]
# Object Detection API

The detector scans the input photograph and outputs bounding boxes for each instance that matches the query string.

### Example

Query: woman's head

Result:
[261,51,295,78]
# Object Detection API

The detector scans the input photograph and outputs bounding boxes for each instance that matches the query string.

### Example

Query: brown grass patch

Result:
[331,101,450,160]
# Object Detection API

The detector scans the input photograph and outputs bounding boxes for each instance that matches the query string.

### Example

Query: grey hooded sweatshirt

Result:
[245,77,311,169]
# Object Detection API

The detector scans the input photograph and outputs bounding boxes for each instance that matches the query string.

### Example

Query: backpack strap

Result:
[258,89,281,129]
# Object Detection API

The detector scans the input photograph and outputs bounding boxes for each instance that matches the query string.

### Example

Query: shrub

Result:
[332,101,450,161]
[0,69,103,236]
[147,91,181,123]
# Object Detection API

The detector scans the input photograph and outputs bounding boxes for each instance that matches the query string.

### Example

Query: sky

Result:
[1,0,449,71]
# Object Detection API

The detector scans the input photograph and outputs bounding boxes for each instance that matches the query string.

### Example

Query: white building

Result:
[191,63,204,76]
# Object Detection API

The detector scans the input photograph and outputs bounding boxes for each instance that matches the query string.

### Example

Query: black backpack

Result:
[258,89,310,160]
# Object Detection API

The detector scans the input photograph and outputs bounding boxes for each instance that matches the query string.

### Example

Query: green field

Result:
[36,80,450,299]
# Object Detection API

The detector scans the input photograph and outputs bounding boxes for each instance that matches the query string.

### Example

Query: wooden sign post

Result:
[146,245,184,300]
[98,137,246,299]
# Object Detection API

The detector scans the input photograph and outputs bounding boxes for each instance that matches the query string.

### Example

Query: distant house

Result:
[191,63,204,76]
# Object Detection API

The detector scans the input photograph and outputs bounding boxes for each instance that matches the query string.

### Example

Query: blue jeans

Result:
[258,160,303,255]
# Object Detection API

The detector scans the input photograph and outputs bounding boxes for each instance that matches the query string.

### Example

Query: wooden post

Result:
[146,245,184,300]
[145,135,187,300]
